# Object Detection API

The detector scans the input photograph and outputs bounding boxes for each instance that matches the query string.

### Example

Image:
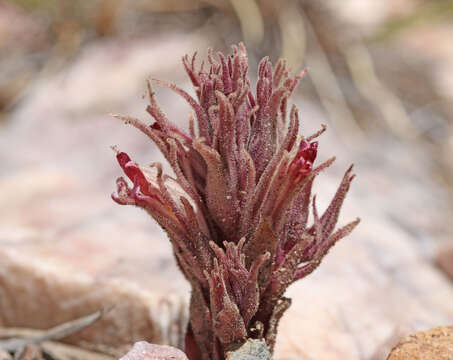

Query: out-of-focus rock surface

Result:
[387,326,453,360]
[0,250,162,356]
[1,27,453,360]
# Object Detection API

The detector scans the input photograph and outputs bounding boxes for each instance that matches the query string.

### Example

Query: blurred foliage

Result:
[10,0,57,11]
[371,0,453,42]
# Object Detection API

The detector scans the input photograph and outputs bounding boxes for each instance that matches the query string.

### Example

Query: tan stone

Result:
[387,326,453,360]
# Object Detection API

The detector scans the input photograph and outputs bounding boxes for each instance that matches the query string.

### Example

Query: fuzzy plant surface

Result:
[112,44,360,360]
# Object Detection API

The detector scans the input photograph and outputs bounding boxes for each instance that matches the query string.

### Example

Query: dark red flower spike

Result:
[112,43,359,359]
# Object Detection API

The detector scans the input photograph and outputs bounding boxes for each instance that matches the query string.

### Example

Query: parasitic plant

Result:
[112,44,359,360]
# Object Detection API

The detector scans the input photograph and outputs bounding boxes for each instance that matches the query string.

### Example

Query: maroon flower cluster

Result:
[112,44,359,360]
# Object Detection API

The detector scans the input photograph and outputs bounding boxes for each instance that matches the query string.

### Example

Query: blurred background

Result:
[2,0,453,178]
[0,1,453,359]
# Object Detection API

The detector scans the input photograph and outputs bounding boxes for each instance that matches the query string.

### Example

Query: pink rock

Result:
[120,342,188,360]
